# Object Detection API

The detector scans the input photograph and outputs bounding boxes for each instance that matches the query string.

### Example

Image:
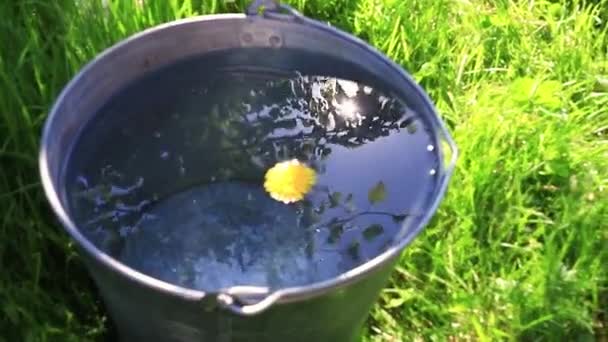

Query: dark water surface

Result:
[64,50,440,291]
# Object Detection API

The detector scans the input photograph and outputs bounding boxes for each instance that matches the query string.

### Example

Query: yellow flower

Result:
[264,159,317,204]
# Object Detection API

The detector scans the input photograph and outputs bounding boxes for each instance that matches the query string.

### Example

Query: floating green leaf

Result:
[363,224,384,241]
[344,193,356,213]
[305,240,315,258]
[328,191,342,208]
[327,223,344,244]
[315,202,326,215]
[392,214,408,223]
[368,181,387,205]
[347,241,361,260]
[406,122,417,134]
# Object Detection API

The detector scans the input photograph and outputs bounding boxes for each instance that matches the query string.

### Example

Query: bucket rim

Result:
[39,12,458,314]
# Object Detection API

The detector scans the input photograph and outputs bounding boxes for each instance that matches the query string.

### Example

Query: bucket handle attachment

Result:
[216,286,283,316]
[246,0,280,15]
[246,0,304,20]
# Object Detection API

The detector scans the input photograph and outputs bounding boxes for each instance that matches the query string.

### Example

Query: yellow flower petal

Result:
[264,159,317,204]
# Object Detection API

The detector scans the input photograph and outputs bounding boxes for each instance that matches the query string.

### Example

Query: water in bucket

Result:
[64,50,440,291]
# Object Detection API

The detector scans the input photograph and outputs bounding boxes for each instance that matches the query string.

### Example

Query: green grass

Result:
[0,0,606,340]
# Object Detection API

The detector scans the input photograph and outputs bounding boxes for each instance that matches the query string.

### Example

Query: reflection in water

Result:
[334,99,362,127]
[65,64,440,291]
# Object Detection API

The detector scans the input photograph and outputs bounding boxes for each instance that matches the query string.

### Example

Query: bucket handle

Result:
[216,286,283,315]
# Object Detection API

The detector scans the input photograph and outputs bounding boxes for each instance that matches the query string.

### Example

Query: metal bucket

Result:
[39,1,457,341]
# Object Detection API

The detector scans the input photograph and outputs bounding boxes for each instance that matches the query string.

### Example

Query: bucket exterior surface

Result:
[40,4,457,342]
[84,250,398,341]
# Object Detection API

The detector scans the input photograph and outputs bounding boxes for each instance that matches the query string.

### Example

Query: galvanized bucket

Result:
[39,1,457,341]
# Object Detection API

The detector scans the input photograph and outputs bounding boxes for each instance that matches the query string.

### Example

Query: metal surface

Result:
[83,249,398,341]
[39,1,457,340]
